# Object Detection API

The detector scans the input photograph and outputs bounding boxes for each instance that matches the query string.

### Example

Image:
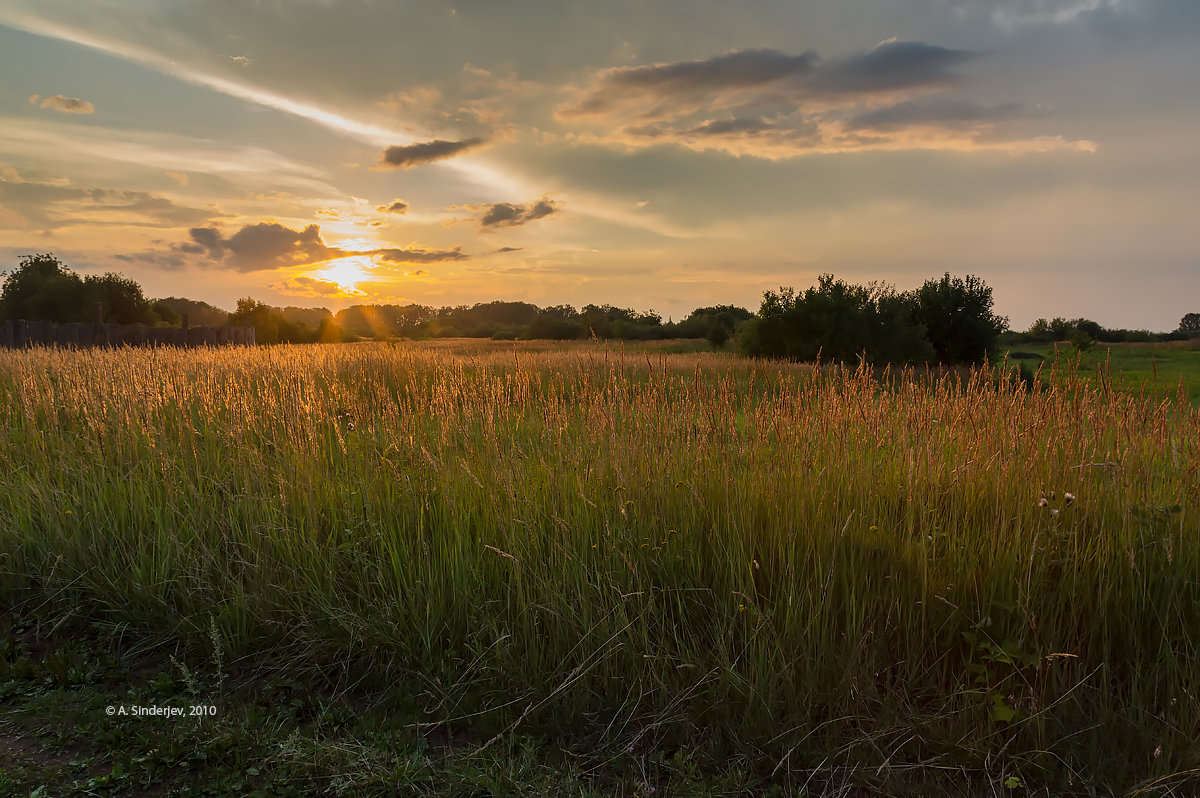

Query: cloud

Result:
[270,275,361,298]
[371,246,467,263]
[181,221,339,271]
[810,41,975,95]
[30,93,96,114]
[376,65,542,141]
[845,99,1038,131]
[376,199,409,214]
[378,137,485,169]
[473,198,561,229]
[495,246,523,253]
[559,41,974,123]
[560,49,817,119]
[176,220,468,271]
[0,171,221,231]
[558,40,1095,159]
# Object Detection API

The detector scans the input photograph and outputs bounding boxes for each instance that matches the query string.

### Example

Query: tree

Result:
[0,253,87,322]
[150,300,180,326]
[227,298,311,344]
[527,305,585,340]
[154,296,230,327]
[84,272,156,324]
[1179,313,1200,336]
[911,273,1007,365]
[677,305,753,343]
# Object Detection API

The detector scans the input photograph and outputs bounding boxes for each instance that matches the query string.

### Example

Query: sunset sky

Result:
[0,0,1197,329]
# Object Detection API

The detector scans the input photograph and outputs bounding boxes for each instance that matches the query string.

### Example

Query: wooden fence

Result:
[2,319,255,349]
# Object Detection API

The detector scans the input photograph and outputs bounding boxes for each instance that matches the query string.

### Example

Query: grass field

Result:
[2,340,1199,795]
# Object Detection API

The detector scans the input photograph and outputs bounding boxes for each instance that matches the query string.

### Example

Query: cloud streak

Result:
[0,169,221,231]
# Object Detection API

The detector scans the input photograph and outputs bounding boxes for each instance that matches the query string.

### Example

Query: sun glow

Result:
[313,256,372,295]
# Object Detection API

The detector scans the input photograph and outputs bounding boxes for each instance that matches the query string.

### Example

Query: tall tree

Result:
[911,273,1007,365]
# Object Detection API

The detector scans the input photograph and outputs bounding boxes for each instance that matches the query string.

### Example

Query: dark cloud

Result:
[372,246,467,263]
[475,198,560,229]
[182,222,338,271]
[812,41,976,95]
[688,117,783,137]
[379,137,485,169]
[562,49,814,118]
[30,93,95,114]
[846,99,1035,131]
[613,48,815,91]
[561,41,978,123]
[495,246,523,253]
[376,199,409,214]
[178,221,467,272]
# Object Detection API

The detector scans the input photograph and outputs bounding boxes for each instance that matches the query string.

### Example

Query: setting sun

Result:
[312,257,371,296]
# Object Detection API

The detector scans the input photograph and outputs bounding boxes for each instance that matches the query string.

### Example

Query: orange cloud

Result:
[30,93,96,114]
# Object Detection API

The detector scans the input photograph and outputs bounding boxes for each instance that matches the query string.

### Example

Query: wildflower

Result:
[1064,492,1075,505]
[1038,495,1049,507]
[869,525,878,532]
[738,604,746,612]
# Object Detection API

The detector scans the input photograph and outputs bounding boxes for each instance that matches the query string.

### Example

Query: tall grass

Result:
[1,341,1197,792]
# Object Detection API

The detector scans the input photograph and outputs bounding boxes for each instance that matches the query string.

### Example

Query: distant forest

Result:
[3,253,1198,365]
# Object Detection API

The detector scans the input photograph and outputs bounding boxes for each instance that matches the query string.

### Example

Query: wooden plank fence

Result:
[2,306,255,349]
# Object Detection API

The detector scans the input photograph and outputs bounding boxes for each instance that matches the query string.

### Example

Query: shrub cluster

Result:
[739,273,1008,366]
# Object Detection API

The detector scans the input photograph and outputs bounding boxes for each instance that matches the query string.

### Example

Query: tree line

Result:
[3,253,1197,364]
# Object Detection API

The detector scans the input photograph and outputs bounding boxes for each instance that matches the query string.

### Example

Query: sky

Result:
[0,0,1197,330]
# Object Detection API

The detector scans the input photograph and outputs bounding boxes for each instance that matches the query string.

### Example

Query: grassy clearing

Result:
[2,341,1198,795]
[1007,340,1200,403]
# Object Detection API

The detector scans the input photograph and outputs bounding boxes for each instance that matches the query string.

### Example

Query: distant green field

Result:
[1005,340,1200,402]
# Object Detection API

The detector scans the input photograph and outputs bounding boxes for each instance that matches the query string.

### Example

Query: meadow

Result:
[2,339,1198,795]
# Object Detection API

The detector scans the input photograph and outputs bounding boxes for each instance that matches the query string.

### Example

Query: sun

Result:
[312,256,372,295]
